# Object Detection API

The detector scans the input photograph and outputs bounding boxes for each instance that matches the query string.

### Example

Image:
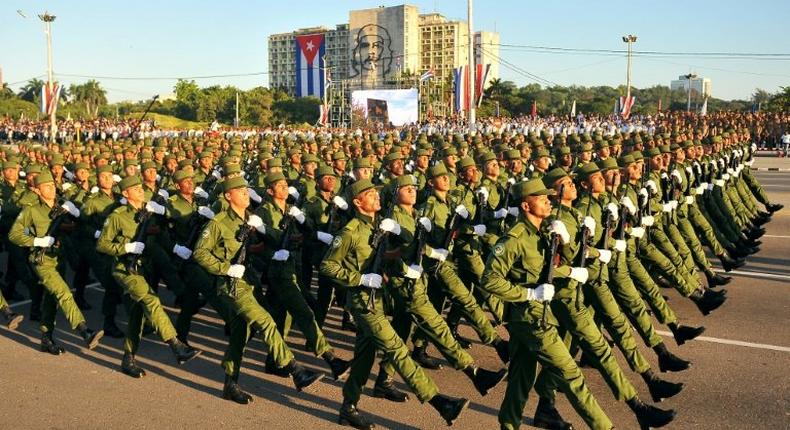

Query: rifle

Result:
[431,186,471,276]
[174,210,211,270]
[402,207,428,299]
[32,199,72,264]
[541,183,565,328]
[228,220,256,297]
[499,179,514,233]
[123,195,167,275]
[575,202,593,307]
[362,184,398,312]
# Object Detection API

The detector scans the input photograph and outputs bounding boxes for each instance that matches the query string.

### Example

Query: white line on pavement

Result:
[762,234,790,238]
[8,282,102,309]
[656,331,790,353]
[714,269,790,281]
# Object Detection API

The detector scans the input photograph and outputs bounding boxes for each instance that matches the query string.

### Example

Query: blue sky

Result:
[2,0,788,103]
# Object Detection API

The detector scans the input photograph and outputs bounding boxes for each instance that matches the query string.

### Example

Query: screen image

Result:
[351,88,418,126]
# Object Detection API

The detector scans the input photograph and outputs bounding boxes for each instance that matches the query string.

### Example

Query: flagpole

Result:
[39,12,56,143]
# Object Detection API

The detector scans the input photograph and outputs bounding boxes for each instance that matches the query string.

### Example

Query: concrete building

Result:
[670,74,712,98]
[268,24,349,95]
[417,13,468,84]
[348,5,420,87]
[475,31,500,90]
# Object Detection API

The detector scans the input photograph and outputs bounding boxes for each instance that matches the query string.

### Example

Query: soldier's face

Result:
[650,156,662,171]
[3,167,18,182]
[389,160,404,176]
[269,180,289,200]
[604,169,620,189]
[397,185,416,205]
[334,159,347,171]
[525,195,552,219]
[37,182,57,201]
[225,187,250,210]
[353,188,380,214]
[431,174,450,192]
[319,175,336,192]
[580,151,592,162]
[51,165,64,178]
[98,172,114,190]
[355,167,372,180]
[417,155,429,169]
[555,177,577,201]
[143,168,157,183]
[485,160,499,178]
[76,169,89,182]
[509,159,522,172]
[177,178,194,196]
[124,184,145,205]
[304,162,317,176]
[444,156,457,168]
[461,166,477,183]
[588,172,606,194]
[536,157,550,171]
[598,147,610,159]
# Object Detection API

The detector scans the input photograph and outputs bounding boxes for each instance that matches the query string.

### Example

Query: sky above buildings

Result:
[2,0,789,103]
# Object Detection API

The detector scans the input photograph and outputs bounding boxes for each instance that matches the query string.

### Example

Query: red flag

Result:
[530,100,537,118]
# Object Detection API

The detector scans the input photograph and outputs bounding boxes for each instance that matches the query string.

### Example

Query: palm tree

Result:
[0,82,14,99]
[69,79,107,118]
[18,78,45,102]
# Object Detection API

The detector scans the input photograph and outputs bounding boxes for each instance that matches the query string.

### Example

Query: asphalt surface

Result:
[1,162,789,430]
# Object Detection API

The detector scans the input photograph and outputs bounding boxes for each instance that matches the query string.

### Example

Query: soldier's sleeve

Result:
[320,228,361,288]
[481,236,530,302]
[8,207,34,248]
[193,220,230,276]
[96,213,128,257]
[256,205,284,245]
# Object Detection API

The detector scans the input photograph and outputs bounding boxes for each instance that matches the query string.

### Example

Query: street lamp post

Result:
[622,35,637,104]
[683,73,698,112]
[38,12,56,143]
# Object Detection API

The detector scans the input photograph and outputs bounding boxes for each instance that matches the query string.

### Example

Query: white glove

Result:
[507,177,516,185]
[597,249,612,264]
[660,172,669,180]
[172,244,192,260]
[614,239,627,252]
[198,206,215,219]
[662,203,673,213]
[156,174,162,182]
[62,182,73,191]
[631,227,645,239]
[528,283,555,302]
[508,206,520,217]
[722,173,731,181]
[158,189,170,199]
[120,197,128,205]
[670,200,678,210]
[404,264,423,279]
[332,195,348,210]
[685,195,694,205]
[639,188,649,202]
[473,224,487,236]
[418,216,432,232]
[61,201,80,217]
[18,171,25,178]
[715,179,725,187]
[359,273,383,289]
[476,187,489,204]
[288,206,305,224]
[751,143,758,152]
[212,169,222,180]
[726,168,734,175]
[582,216,596,236]
[288,186,300,201]
[94,230,101,239]
[549,220,571,245]
[606,203,619,221]
[745,160,755,167]
[33,236,55,248]
[646,180,658,194]
[246,214,265,233]
[194,186,209,199]
[227,264,246,278]
[317,231,333,245]
[112,174,121,183]
[64,170,75,181]
[620,196,636,215]
[272,249,290,261]
[124,241,145,254]
[454,204,470,219]
[90,186,99,194]
[428,248,449,262]
[641,215,655,227]
[671,170,682,184]
[569,267,589,284]
[145,200,165,215]
[696,185,705,195]
[493,208,508,219]
[248,187,262,203]
[379,218,401,235]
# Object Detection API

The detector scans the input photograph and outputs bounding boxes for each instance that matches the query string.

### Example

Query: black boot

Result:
[222,374,253,404]
[492,337,510,364]
[341,311,357,333]
[690,289,726,316]
[77,323,104,350]
[653,342,691,372]
[463,366,507,396]
[75,296,92,311]
[641,369,683,402]
[668,322,704,346]
[719,254,745,272]
[533,396,574,430]
[449,324,472,349]
[121,352,146,378]
[103,318,124,338]
[373,372,409,402]
[323,351,351,381]
[338,399,375,430]
[265,354,291,378]
[40,332,65,355]
[1,306,23,330]
[705,270,732,287]
[412,345,443,370]
[626,397,676,429]
[766,203,783,213]
[286,360,324,392]
[428,394,470,426]
[167,338,201,364]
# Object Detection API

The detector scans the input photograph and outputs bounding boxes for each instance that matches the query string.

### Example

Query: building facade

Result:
[670,75,712,98]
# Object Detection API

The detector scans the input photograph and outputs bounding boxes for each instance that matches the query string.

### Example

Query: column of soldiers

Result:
[0,122,780,430]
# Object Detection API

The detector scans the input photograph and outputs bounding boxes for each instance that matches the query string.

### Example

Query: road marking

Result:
[656,331,790,353]
[8,282,102,309]
[762,234,790,238]
[714,269,790,281]
[760,184,790,188]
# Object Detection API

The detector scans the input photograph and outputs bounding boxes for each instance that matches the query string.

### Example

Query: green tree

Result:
[69,79,107,118]
[18,78,45,102]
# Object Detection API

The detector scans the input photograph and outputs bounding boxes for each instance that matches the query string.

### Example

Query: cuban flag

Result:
[419,68,434,83]
[295,33,326,98]
[619,95,635,119]
[40,81,62,115]
[453,66,470,113]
